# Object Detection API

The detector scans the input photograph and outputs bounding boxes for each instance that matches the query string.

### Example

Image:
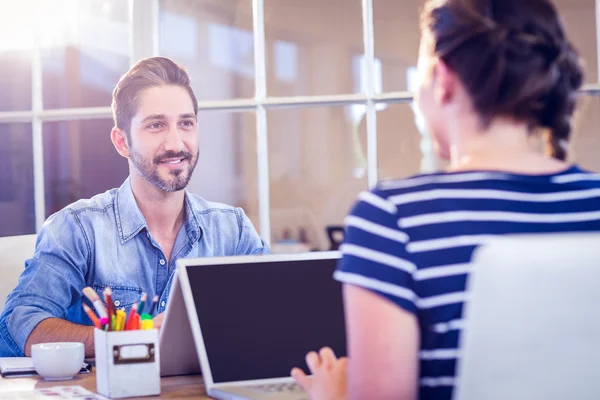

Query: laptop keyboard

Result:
[250,382,304,393]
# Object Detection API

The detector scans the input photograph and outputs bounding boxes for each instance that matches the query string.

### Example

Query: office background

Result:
[1,0,599,251]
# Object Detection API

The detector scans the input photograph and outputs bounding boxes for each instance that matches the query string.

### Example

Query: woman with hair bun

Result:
[291,1,600,399]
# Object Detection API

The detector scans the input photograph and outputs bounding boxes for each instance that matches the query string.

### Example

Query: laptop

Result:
[176,251,346,400]
[159,271,201,377]
[454,233,600,400]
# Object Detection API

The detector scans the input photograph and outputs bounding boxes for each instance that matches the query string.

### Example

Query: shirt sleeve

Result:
[0,209,90,356]
[234,208,270,255]
[334,188,418,314]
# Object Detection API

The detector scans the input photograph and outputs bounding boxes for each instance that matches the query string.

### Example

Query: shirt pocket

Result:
[92,284,143,310]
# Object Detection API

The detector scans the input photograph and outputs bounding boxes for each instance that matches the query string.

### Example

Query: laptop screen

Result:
[185,255,347,383]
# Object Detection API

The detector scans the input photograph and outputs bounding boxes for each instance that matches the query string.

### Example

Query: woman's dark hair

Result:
[421,0,584,160]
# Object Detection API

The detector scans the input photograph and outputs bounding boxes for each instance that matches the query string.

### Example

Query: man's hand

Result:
[152,312,164,331]
[291,347,348,400]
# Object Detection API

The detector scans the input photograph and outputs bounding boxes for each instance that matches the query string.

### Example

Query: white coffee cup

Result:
[31,342,84,380]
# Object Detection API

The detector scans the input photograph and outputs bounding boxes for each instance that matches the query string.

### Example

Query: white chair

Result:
[0,234,37,310]
[455,233,600,400]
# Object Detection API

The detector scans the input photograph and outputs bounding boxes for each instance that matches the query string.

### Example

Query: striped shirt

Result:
[334,165,600,400]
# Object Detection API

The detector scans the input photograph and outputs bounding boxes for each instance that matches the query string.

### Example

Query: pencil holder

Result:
[94,329,161,398]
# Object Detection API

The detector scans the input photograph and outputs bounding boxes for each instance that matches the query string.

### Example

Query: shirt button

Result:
[114,300,121,307]
[161,301,166,308]
[159,259,166,265]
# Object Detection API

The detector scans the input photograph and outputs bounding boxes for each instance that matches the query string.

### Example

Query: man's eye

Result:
[180,120,194,127]
[148,123,163,129]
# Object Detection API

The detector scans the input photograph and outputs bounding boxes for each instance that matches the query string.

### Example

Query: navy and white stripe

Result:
[334,165,600,400]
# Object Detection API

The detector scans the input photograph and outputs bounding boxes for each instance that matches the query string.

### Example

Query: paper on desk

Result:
[0,386,108,399]
[0,358,37,372]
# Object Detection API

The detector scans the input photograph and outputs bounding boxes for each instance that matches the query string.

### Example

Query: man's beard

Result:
[130,148,199,192]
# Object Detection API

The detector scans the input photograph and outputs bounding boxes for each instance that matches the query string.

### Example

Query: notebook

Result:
[0,386,107,400]
[0,357,91,378]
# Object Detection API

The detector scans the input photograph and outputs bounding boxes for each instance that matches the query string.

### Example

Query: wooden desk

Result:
[0,372,211,399]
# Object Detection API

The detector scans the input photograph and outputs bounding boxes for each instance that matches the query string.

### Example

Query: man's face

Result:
[128,85,199,192]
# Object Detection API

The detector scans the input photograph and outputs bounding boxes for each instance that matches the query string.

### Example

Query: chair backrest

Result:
[0,234,37,310]
[326,225,345,251]
[454,233,600,400]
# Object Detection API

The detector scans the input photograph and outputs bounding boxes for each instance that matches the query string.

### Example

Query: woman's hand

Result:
[291,347,348,400]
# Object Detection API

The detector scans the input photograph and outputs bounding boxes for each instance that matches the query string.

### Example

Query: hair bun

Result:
[423,0,584,161]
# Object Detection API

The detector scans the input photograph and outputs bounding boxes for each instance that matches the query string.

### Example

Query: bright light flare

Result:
[0,0,80,51]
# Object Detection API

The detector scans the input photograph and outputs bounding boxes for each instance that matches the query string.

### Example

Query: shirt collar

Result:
[115,177,203,244]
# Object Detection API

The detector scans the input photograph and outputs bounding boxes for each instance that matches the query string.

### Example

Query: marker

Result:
[116,310,126,331]
[141,319,154,330]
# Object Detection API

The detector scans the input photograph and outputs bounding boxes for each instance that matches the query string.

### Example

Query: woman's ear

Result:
[111,127,130,158]
[433,58,456,105]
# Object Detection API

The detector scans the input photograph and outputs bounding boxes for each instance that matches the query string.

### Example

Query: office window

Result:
[40,0,130,109]
[267,106,368,251]
[0,123,35,236]
[373,0,421,93]
[374,0,599,90]
[376,103,422,181]
[43,119,128,217]
[0,4,33,112]
[191,110,259,229]
[265,0,363,96]
[570,96,600,172]
[554,0,598,83]
[159,0,255,101]
[0,52,32,112]
[1,0,600,242]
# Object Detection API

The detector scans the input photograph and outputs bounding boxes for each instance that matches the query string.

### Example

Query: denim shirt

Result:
[0,178,268,356]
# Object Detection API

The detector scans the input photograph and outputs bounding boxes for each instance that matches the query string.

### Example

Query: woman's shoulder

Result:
[376,165,600,197]
[373,170,509,200]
